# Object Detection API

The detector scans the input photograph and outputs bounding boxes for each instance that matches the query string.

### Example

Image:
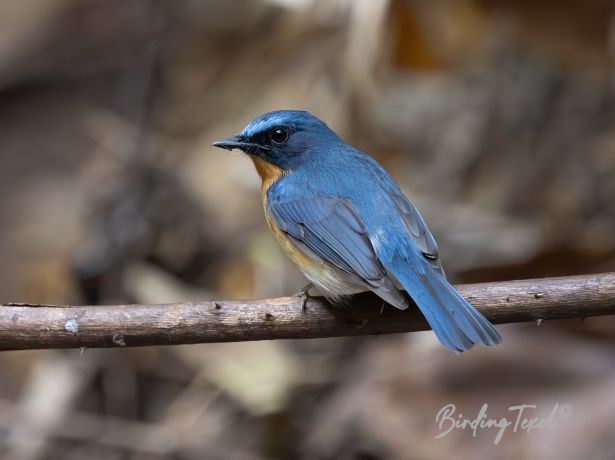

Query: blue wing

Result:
[391,193,444,274]
[268,196,410,309]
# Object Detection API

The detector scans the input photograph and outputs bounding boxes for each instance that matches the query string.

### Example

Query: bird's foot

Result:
[293,283,314,315]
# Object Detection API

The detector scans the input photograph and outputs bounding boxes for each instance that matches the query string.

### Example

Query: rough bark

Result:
[1,273,614,350]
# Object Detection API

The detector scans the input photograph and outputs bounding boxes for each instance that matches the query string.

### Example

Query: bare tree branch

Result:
[1,273,614,351]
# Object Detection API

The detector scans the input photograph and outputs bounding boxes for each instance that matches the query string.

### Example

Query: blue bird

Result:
[213,110,501,352]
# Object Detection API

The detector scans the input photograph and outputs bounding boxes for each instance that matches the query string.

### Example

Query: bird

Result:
[212,110,501,352]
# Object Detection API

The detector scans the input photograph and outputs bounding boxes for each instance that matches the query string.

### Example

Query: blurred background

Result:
[0,0,614,459]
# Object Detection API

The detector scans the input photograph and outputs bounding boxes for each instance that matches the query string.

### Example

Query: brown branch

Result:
[1,273,614,351]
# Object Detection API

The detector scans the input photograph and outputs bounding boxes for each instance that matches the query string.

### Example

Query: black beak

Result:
[212,135,261,152]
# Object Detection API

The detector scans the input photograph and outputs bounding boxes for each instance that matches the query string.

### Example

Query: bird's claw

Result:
[293,283,314,315]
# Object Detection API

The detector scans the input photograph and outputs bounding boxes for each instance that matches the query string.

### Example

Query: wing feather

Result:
[268,196,409,309]
[391,193,444,274]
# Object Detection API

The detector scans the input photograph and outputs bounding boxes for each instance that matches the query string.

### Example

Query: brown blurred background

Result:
[1,0,614,459]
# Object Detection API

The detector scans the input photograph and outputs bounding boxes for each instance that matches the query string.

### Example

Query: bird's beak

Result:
[211,135,259,152]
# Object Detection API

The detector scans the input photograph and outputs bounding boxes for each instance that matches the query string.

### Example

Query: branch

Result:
[1,273,614,351]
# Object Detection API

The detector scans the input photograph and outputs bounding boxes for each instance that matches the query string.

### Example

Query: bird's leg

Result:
[293,283,314,314]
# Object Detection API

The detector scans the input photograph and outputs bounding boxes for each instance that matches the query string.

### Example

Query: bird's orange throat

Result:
[251,156,286,199]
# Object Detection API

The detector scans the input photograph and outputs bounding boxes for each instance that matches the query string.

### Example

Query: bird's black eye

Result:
[270,127,289,144]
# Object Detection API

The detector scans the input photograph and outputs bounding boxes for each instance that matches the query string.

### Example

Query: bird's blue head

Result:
[212,110,339,170]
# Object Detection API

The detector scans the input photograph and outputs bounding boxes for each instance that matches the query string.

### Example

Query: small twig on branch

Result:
[1,273,614,351]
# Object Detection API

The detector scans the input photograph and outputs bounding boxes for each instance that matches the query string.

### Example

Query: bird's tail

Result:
[385,255,501,352]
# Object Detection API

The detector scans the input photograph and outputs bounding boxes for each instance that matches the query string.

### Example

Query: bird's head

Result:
[212,110,338,171]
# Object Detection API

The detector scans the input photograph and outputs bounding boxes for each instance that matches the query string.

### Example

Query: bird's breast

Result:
[251,156,286,203]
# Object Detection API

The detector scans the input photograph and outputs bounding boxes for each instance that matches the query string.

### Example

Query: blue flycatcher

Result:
[213,110,501,352]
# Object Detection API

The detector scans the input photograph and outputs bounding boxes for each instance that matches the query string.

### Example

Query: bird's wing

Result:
[391,193,444,275]
[268,196,409,309]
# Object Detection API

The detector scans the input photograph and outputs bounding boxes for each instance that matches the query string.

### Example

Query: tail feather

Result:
[423,267,501,347]
[385,255,501,352]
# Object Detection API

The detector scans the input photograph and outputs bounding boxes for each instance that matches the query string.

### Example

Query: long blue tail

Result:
[385,254,501,352]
